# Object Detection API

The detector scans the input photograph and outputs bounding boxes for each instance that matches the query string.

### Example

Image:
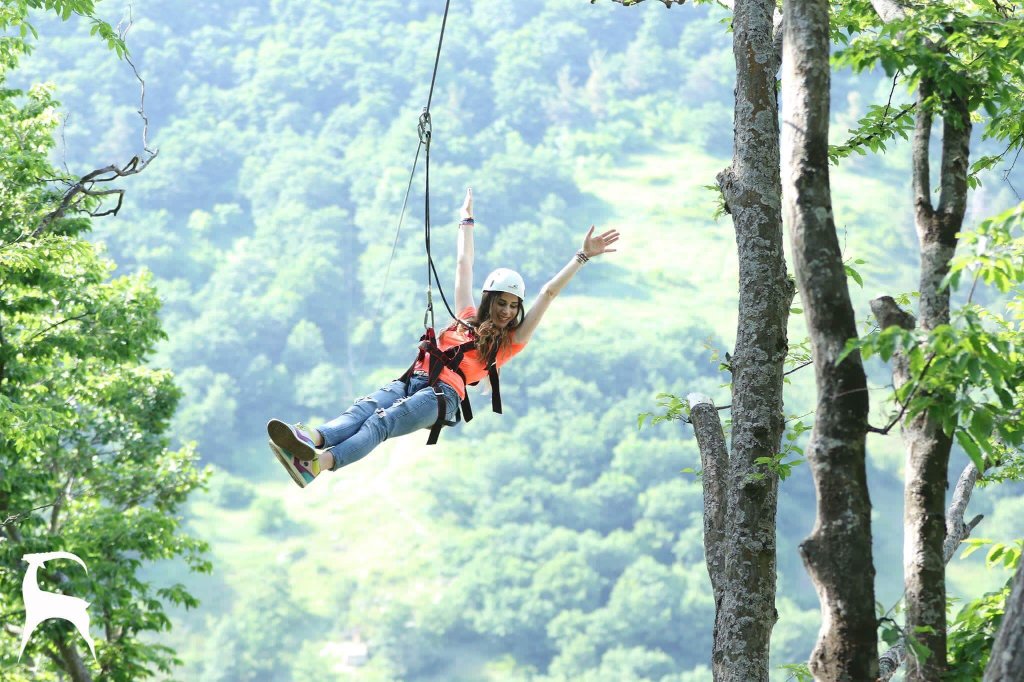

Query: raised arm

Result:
[455,188,475,313]
[516,225,620,344]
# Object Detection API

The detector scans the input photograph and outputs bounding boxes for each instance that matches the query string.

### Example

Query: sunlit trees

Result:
[1,3,208,679]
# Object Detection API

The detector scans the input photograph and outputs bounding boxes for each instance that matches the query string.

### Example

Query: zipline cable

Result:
[421,0,458,331]
[373,143,422,321]
[375,0,459,331]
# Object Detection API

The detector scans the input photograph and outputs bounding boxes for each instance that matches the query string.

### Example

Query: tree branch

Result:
[31,12,157,239]
[866,352,936,435]
[913,79,935,224]
[783,360,813,376]
[870,295,917,332]
[869,0,907,23]
[603,0,686,7]
[25,310,97,344]
[53,629,93,682]
[687,393,728,607]
[936,93,971,233]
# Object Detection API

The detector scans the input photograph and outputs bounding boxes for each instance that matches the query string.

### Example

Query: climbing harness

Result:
[397,327,502,445]
[380,0,505,445]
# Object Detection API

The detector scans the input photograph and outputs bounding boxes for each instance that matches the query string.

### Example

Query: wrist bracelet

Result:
[459,218,474,226]
[575,249,590,264]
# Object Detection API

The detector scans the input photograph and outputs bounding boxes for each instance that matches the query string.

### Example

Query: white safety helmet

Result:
[482,268,526,300]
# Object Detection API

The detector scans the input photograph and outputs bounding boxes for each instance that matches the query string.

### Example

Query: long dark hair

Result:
[451,290,525,361]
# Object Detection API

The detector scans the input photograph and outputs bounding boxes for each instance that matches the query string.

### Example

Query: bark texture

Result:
[781,1,878,679]
[877,462,983,681]
[688,393,728,608]
[901,78,972,682]
[711,1,793,679]
[984,557,1024,681]
[54,631,93,682]
[617,2,789,678]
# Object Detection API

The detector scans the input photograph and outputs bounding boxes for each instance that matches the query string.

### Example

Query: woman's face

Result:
[490,292,520,328]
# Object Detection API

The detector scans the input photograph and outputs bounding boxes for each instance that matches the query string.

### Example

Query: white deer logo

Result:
[19,552,97,661]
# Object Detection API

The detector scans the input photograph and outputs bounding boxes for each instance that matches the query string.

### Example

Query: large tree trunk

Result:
[710,1,792,679]
[781,1,878,680]
[900,78,972,682]
[878,462,984,681]
[610,2,788,678]
[985,557,1024,681]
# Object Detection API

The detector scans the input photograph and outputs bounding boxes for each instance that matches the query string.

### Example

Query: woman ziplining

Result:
[265,188,620,487]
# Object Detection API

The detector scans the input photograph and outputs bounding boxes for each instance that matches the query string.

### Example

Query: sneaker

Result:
[267,419,320,461]
[268,440,321,488]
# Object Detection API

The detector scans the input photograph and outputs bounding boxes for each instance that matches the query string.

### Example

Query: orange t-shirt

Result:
[414,306,527,399]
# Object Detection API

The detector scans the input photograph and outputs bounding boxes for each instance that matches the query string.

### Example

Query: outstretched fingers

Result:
[590,227,620,255]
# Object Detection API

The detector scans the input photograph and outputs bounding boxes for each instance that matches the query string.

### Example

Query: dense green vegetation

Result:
[1,2,208,679]
[4,0,1023,679]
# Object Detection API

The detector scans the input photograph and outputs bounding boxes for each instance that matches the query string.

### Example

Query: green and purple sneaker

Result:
[268,440,322,488]
[267,419,320,461]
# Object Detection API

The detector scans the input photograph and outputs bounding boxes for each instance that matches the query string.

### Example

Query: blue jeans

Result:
[315,375,459,470]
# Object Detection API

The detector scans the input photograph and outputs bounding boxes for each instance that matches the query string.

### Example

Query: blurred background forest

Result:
[7,0,1024,679]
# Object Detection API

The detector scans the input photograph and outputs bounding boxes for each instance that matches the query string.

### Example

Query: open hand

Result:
[582,225,620,258]
[460,188,473,221]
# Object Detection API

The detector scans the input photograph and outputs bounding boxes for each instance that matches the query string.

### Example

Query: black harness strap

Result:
[426,385,449,445]
[398,326,506,445]
[487,354,501,414]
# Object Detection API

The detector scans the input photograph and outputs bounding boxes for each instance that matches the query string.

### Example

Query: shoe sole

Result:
[267,419,319,461]
[268,440,307,488]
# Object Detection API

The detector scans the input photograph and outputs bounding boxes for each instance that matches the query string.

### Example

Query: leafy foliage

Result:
[832,1,1024,184]
[946,539,1022,679]
[0,4,209,678]
[840,202,1024,472]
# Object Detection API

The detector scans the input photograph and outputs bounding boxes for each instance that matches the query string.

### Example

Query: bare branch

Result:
[1002,138,1024,201]
[31,11,157,238]
[784,360,813,376]
[866,353,936,435]
[687,393,728,606]
[603,0,687,7]
[870,295,917,332]
[944,462,981,561]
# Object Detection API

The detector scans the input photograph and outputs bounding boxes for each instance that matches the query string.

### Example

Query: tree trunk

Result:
[877,462,983,680]
[54,631,93,682]
[984,557,1024,681]
[611,2,788,678]
[781,1,878,680]
[901,80,971,682]
[710,1,792,679]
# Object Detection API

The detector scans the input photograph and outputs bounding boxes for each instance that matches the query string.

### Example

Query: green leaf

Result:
[960,538,992,560]
[956,430,986,471]
[845,264,864,287]
[837,337,861,364]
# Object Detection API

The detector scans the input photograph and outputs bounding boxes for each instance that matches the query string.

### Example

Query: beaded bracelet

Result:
[575,250,590,264]
[459,218,475,226]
